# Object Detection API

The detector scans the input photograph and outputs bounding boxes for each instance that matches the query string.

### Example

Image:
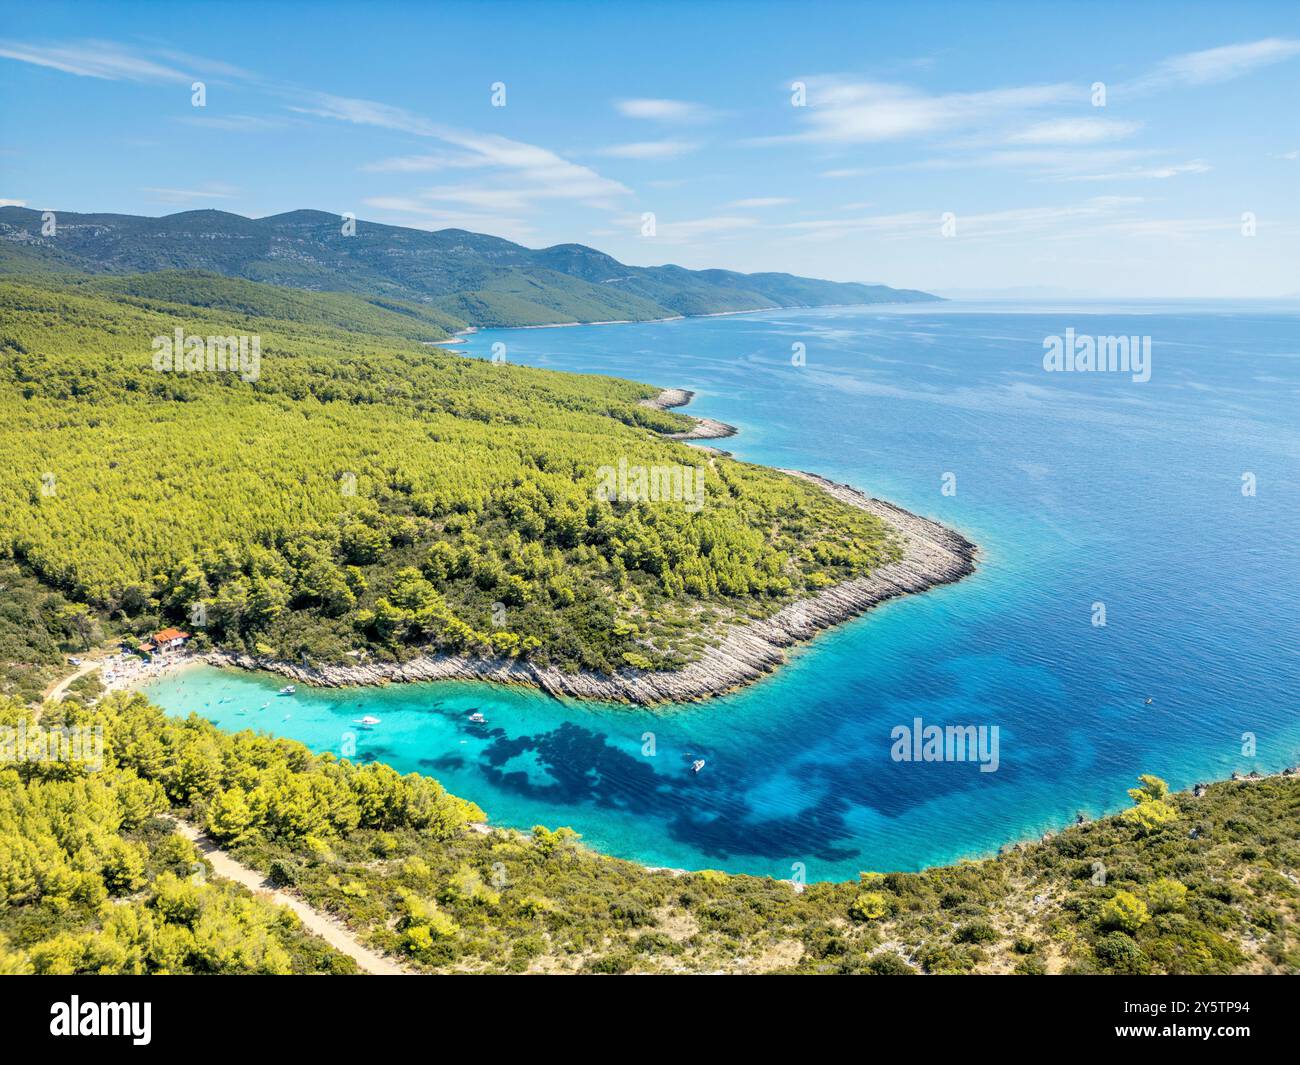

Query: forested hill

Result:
[0,274,899,683]
[0,206,939,329]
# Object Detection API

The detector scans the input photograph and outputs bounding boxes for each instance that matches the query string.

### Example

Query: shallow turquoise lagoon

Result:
[143,302,1300,881]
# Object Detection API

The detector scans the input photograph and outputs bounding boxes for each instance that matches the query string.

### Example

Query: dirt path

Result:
[169,819,412,976]
[43,659,101,702]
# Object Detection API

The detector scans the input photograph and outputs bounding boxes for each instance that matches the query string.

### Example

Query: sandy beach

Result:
[99,651,201,694]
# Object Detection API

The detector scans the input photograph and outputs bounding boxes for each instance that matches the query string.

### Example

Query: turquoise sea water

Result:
[143,301,1300,881]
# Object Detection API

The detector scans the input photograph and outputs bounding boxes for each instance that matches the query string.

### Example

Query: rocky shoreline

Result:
[205,390,977,705]
[638,387,739,441]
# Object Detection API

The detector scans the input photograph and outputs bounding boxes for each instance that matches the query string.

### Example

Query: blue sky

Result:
[1,0,1298,296]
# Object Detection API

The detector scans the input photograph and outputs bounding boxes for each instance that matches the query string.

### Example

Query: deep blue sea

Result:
[144,301,1300,881]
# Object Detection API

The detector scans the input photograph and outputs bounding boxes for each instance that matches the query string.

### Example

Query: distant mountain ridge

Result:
[0,206,939,329]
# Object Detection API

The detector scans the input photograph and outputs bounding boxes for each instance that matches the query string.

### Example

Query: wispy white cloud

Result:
[0,38,257,85]
[1006,118,1142,145]
[1061,160,1211,182]
[635,214,759,244]
[288,92,443,135]
[177,113,286,132]
[766,78,1075,145]
[1,38,634,229]
[0,38,192,81]
[361,152,489,173]
[148,48,258,83]
[780,197,1147,243]
[975,148,1151,172]
[361,195,533,240]
[727,197,794,208]
[301,91,631,211]
[769,41,1296,186]
[1127,38,1300,92]
[1096,217,1239,239]
[614,97,715,122]
[834,148,1205,193]
[0,198,27,207]
[403,186,540,212]
[142,184,239,204]
[596,139,700,160]
[820,148,1152,182]
[781,209,936,240]
[779,196,1246,252]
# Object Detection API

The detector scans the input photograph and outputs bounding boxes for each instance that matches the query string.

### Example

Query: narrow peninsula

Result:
[208,390,977,703]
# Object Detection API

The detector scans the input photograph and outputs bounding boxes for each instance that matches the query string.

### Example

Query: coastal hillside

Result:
[0,275,901,685]
[76,270,467,341]
[5,691,1296,975]
[0,207,940,329]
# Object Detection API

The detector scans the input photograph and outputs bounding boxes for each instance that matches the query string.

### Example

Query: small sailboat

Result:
[279,685,296,696]
[468,711,486,724]
[355,715,381,728]
[691,759,706,774]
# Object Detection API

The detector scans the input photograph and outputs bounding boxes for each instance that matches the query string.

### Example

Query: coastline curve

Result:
[204,389,978,704]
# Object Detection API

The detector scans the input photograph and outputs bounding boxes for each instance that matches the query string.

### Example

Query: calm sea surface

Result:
[144,301,1300,880]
